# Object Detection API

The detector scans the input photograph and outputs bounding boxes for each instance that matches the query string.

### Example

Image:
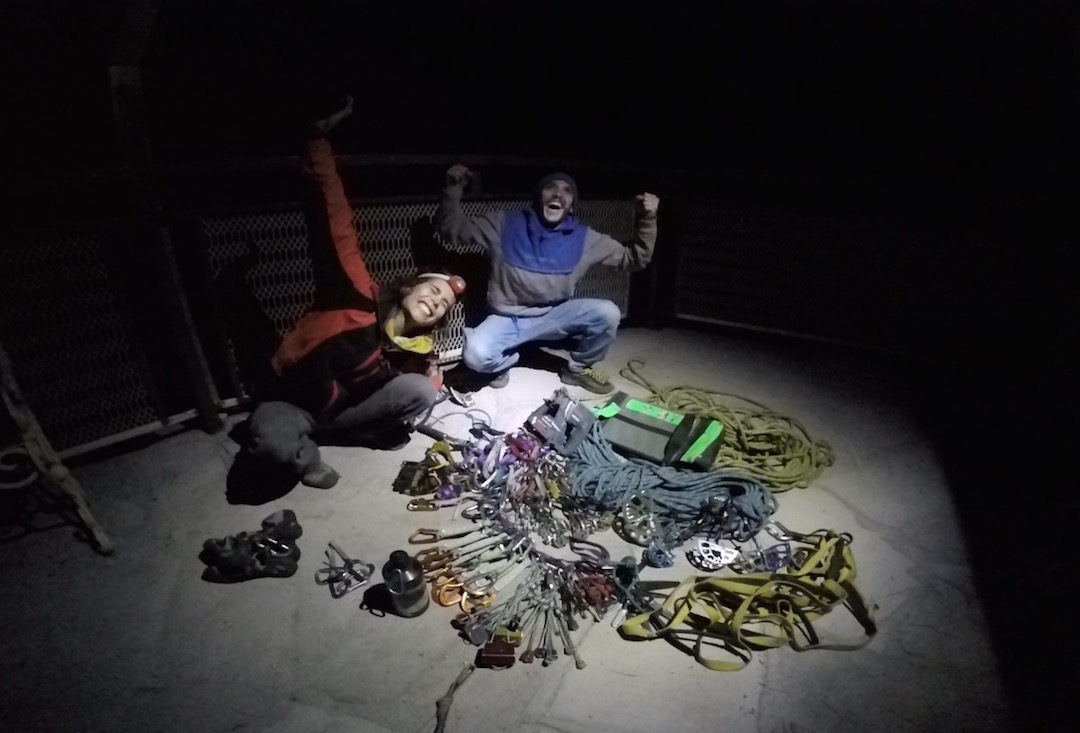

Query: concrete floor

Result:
[0,325,1044,733]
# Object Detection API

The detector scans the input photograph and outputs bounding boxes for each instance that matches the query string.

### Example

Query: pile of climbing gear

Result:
[401,378,874,686]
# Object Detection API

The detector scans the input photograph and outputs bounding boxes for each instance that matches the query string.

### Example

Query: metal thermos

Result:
[382,550,429,617]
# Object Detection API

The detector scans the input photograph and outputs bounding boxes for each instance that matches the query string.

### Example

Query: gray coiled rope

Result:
[568,423,777,542]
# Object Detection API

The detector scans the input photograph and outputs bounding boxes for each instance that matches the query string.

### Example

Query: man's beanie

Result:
[534,172,579,204]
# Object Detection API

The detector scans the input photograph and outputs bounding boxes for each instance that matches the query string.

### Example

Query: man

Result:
[243,97,467,490]
[435,164,658,394]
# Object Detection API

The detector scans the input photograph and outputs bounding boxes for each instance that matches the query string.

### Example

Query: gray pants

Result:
[246,373,437,475]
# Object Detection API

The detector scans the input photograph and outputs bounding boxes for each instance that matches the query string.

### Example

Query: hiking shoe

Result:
[445,366,506,392]
[261,509,303,542]
[199,531,300,583]
[560,365,614,394]
[301,459,340,489]
[200,532,256,575]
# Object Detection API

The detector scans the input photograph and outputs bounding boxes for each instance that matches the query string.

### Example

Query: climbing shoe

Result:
[559,365,614,395]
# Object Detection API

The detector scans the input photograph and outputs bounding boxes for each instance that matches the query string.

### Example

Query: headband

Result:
[417,272,467,296]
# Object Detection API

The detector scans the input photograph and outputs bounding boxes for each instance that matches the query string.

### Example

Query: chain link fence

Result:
[674,202,960,355]
[0,228,164,454]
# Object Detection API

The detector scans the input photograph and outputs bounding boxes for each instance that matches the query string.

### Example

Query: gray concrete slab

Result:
[0,327,1015,733]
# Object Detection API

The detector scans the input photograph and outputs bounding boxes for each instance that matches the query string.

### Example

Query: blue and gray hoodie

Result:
[435,175,657,316]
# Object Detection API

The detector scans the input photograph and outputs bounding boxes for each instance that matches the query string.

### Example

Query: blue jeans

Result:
[462,298,621,375]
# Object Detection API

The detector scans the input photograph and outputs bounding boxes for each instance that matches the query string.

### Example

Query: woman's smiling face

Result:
[400,277,457,330]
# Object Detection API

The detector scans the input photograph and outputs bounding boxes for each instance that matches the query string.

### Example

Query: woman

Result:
[244,96,465,490]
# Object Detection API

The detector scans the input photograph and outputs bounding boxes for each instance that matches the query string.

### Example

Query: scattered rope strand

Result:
[433,663,476,733]
[618,360,834,491]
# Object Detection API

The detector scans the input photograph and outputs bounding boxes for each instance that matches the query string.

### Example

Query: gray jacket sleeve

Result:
[434,185,505,253]
[582,213,658,272]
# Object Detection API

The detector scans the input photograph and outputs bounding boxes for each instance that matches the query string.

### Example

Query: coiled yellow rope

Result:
[619,360,834,492]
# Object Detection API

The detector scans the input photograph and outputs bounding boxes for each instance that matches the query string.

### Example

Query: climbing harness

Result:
[618,528,876,671]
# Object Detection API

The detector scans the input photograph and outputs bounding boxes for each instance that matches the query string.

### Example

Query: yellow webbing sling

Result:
[619,530,877,671]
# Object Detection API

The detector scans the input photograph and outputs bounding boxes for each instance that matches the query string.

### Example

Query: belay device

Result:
[525,389,596,456]
[594,392,724,470]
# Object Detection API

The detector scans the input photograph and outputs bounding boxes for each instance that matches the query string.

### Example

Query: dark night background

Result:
[0,0,1077,730]
[4,1,1074,202]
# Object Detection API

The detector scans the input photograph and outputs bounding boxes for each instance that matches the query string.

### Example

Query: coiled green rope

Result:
[619,360,834,492]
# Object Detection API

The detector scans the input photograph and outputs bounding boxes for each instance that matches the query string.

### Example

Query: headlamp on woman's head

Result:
[417,272,466,296]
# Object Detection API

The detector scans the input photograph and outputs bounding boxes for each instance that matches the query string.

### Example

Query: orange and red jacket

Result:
[268,138,395,420]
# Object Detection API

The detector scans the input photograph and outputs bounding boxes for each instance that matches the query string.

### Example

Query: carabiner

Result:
[765,521,809,542]
[434,576,465,607]
[416,548,454,571]
[409,528,442,544]
[408,526,477,544]
[459,500,484,522]
[460,591,495,614]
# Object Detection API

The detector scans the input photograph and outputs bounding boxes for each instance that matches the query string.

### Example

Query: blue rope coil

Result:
[569,423,777,542]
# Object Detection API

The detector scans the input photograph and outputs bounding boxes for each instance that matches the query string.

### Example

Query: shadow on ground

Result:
[913,347,1079,733]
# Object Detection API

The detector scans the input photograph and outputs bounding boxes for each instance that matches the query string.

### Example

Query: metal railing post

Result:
[110,0,222,433]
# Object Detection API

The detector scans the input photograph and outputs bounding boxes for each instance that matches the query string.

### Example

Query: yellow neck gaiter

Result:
[384,318,434,355]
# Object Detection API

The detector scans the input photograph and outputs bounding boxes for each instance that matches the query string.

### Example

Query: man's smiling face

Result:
[537,179,574,226]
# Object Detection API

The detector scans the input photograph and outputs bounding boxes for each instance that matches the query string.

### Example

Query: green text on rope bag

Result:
[595,392,724,470]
